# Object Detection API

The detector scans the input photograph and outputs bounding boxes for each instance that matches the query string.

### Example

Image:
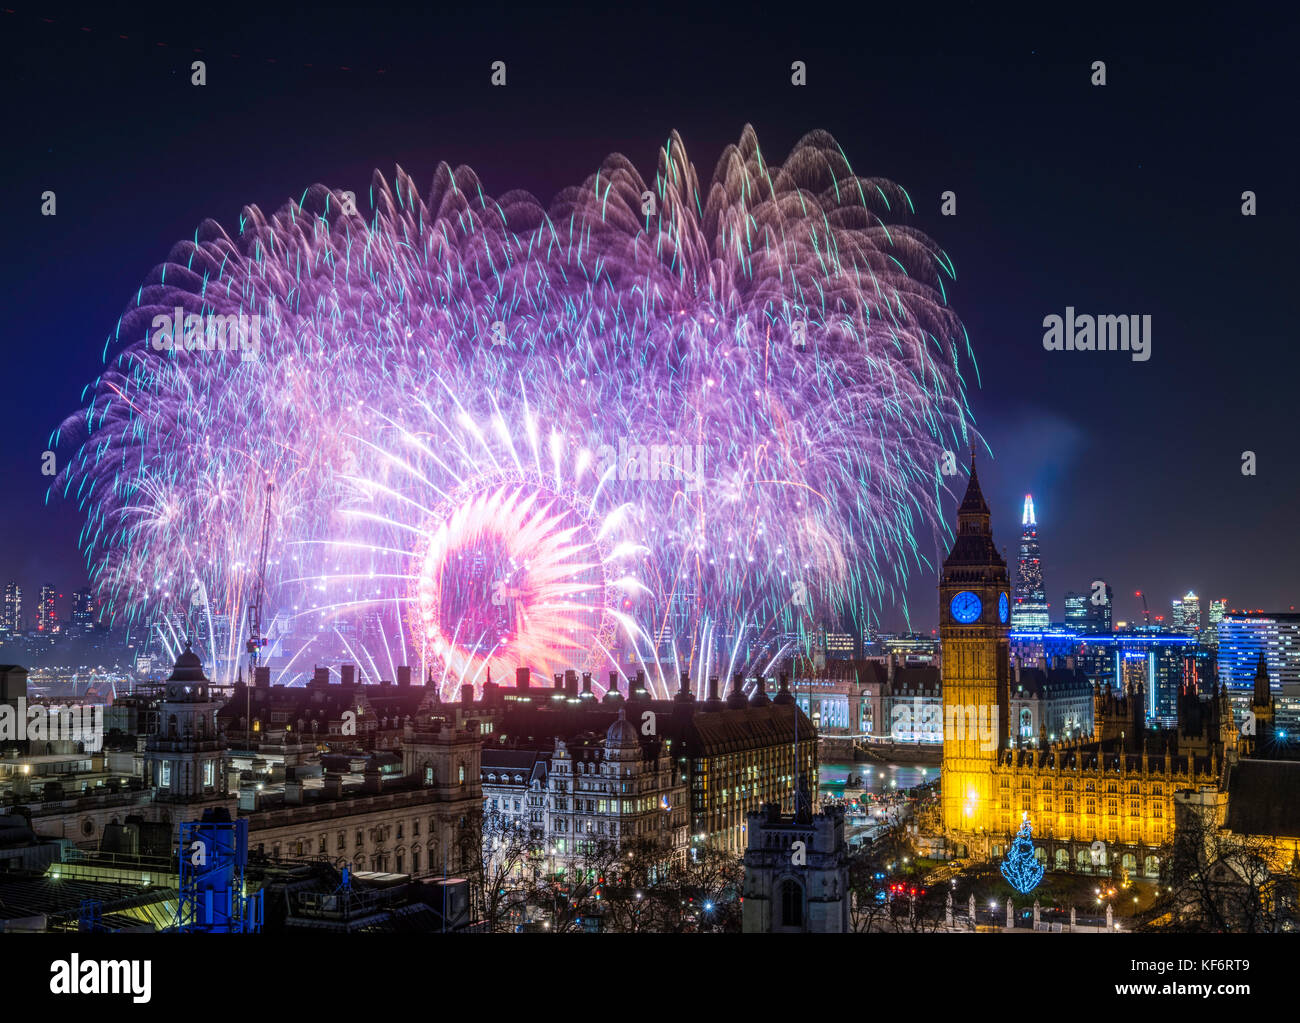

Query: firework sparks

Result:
[52,126,980,690]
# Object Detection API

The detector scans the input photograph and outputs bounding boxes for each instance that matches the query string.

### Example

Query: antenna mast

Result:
[246,482,273,678]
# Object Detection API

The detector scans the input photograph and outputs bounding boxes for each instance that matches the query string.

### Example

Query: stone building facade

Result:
[742,802,849,933]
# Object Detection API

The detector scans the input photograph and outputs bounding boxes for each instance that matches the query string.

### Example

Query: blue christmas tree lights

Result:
[1000,815,1045,894]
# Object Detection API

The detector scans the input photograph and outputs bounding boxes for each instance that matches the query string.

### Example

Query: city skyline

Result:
[1,3,1297,962]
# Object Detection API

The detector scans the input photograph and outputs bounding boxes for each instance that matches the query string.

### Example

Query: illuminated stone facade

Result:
[939,458,1241,878]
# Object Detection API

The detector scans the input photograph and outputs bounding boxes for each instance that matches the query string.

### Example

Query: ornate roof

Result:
[605,708,640,749]
[166,643,209,684]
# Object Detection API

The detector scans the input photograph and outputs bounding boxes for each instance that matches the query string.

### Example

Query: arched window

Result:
[780,880,804,928]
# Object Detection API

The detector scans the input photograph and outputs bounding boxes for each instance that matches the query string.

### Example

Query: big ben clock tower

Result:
[939,452,1010,846]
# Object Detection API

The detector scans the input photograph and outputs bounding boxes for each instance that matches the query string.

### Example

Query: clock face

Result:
[999,592,1009,623]
[950,590,983,624]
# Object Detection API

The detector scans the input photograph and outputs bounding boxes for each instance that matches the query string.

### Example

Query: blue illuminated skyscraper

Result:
[1217,611,1300,695]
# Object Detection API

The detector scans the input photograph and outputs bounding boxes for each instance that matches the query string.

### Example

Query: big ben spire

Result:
[945,452,1005,570]
[959,448,991,520]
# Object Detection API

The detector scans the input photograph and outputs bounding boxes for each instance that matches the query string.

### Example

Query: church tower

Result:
[939,453,1010,844]
[1246,653,1275,756]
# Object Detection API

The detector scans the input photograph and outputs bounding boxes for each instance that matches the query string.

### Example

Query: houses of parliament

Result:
[938,454,1297,879]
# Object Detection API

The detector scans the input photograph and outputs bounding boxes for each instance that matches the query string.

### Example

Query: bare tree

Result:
[528,838,622,933]
[458,809,538,932]
[1140,811,1299,933]
[847,822,913,933]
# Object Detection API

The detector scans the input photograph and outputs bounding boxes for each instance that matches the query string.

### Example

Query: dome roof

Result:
[166,643,209,684]
[605,708,639,749]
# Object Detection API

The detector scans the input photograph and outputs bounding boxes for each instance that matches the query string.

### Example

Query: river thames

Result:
[818,761,938,797]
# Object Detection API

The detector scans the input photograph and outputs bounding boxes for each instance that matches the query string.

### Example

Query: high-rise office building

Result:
[1,582,21,633]
[824,630,856,658]
[1085,579,1113,634]
[36,584,56,633]
[1171,591,1201,635]
[669,589,696,647]
[1207,598,1227,646]
[1063,591,1089,630]
[71,588,95,634]
[1011,495,1050,629]
[1217,611,1300,695]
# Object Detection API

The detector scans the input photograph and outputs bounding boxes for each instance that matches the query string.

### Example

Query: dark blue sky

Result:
[3,4,1297,634]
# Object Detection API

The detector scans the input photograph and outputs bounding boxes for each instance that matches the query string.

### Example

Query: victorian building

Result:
[457,668,816,858]
[542,709,689,876]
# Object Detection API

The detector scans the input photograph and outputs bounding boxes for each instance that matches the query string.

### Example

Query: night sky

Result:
[3,4,1297,634]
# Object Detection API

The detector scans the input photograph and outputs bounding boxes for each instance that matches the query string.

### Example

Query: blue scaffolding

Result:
[176,814,263,933]
[78,898,103,933]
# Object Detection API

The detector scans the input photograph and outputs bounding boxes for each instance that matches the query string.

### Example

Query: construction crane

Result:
[1135,590,1150,629]
[246,482,273,678]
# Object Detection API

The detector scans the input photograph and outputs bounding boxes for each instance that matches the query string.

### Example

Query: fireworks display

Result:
[51,125,980,694]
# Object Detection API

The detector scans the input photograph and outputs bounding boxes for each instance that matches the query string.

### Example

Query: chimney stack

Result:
[312,666,330,687]
[564,669,578,698]
[704,676,723,711]
[398,665,412,687]
[341,664,355,688]
[516,667,530,691]
[581,672,594,699]
[603,672,623,704]
[461,684,474,706]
